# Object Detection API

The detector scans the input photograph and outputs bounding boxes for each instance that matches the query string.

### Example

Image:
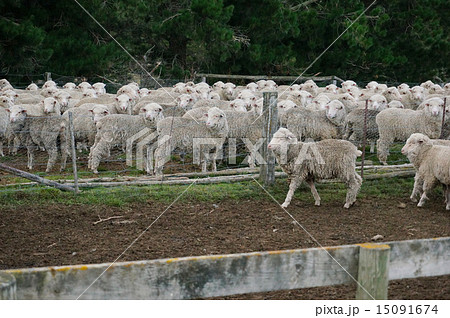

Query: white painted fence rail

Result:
[1,237,448,300]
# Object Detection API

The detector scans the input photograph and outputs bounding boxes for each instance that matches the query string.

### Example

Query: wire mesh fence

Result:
[1,73,446,194]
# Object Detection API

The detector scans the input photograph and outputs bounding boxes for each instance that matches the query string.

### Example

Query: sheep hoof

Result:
[281,202,289,208]
[417,201,425,207]
[410,196,418,203]
[446,205,450,211]
[315,201,320,206]
[343,203,351,209]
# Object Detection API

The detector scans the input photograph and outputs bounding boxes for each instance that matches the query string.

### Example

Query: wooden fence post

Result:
[260,91,278,186]
[45,72,52,82]
[68,111,79,193]
[356,243,390,300]
[0,272,16,300]
[360,99,368,179]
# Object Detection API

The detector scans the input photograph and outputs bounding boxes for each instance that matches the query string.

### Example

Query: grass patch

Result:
[0,176,416,209]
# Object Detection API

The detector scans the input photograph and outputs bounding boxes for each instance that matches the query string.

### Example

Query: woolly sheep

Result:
[267,127,362,208]
[40,87,58,98]
[0,79,11,89]
[7,103,66,172]
[340,80,358,93]
[401,133,450,209]
[153,107,229,175]
[88,103,164,173]
[387,100,405,109]
[139,88,150,97]
[26,83,39,91]
[403,86,427,109]
[63,82,77,90]
[42,80,57,89]
[374,84,388,94]
[366,81,378,91]
[376,97,446,164]
[309,94,331,111]
[287,90,313,108]
[77,82,92,92]
[444,83,450,95]
[92,83,106,95]
[246,82,258,92]
[428,84,444,95]
[0,107,10,156]
[383,87,403,103]
[0,96,14,109]
[286,100,347,140]
[82,89,98,98]
[420,80,434,90]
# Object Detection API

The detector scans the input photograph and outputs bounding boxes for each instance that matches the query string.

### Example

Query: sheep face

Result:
[205,107,226,128]
[325,84,338,94]
[138,88,150,97]
[223,82,236,98]
[289,84,301,91]
[268,128,297,152]
[265,80,277,90]
[2,90,18,101]
[368,94,387,111]
[366,81,378,90]
[90,106,110,123]
[63,82,76,90]
[92,83,106,95]
[278,100,296,113]
[43,80,57,89]
[77,82,92,92]
[176,94,194,110]
[401,133,432,158]
[312,95,330,110]
[0,79,11,88]
[54,91,71,108]
[420,80,434,89]
[387,100,405,109]
[196,86,211,100]
[140,103,163,122]
[208,91,221,100]
[212,81,225,90]
[256,80,267,89]
[375,84,388,94]
[0,96,13,109]
[246,82,258,92]
[423,97,444,117]
[346,86,360,99]
[43,97,60,114]
[410,86,425,101]
[115,94,132,112]
[429,84,444,95]
[82,89,98,98]
[444,83,450,94]
[40,87,58,97]
[385,87,402,101]
[229,99,248,112]
[26,83,38,91]
[325,100,346,121]
[7,105,27,123]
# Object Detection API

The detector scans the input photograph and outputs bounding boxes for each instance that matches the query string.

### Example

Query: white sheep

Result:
[77,82,92,92]
[7,103,66,172]
[92,83,106,95]
[286,100,347,140]
[26,83,39,91]
[401,133,450,209]
[268,127,362,208]
[387,100,405,109]
[153,107,229,175]
[376,97,446,164]
[366,81,378,91]
[383,87,403,103]
[0,79,11,89]
[63,82,77,90]
[420,80,434,90]
[88,103,164,173]
[42,80,57,89]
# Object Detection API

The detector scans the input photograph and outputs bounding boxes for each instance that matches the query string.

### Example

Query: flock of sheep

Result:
[0,77,449,209]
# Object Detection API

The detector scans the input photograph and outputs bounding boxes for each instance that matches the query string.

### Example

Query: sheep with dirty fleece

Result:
[376,97,447,165]
[7,103,66,172]
[401,133,450,210]
[88,103,164,174]
[268,127,362,208]
[153,107,229,176]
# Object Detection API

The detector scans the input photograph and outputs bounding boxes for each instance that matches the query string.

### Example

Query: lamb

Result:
[42,80,57,89]
[374,84,388,94]
[340,80,358,93]
[267,127,362,208]
[153,107,229,175]
[88,103,164,173]
[81,89,98,98]
[286,100,347,140]
[53,90,73,113]
[345,108,381,152]
[420,80,434,90]
[366,81,378,91]
[376,98,446,164]
[26,83,39,91]
[309,94,331,111]
[0,79,11,89]
[444,83,450,95]
[0,96,14,109]
[40,87,58,98]
[7,103,66,172]
[215,82,236,100]
[246,82,259,92]
[401,133,450,209]
[1,89,19,102]
[403,86,427,109]
[287,90,313,108]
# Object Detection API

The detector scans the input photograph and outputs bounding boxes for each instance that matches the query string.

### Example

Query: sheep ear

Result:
[5,108,10,113]
[115,97,119,101]
[22,109,27,113]
[89,109,94,113]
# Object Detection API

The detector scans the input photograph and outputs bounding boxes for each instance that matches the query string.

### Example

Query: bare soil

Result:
[0,195,449,299]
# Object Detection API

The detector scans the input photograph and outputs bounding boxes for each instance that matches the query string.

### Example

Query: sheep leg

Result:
[305,179,320,206]
[281,177,302,208]
[410,174,423,202]
[418,177,437,207]
[154,140,173,177]
[0,141,3,157]
[45,145,58,173]
[88,139,111,174]
[344,173,362,209]
[370,142,375,153]
[27,145,34,170]
[376,138,391,165]
[445,185,450,210]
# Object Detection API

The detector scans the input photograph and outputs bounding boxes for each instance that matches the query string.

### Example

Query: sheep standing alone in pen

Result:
[268,127,362,208]
[401,133,450,210]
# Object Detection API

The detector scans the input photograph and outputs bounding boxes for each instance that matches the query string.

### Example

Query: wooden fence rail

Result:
[1,237,448,300]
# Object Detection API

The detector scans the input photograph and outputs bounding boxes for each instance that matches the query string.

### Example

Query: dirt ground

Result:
[0,195,449,299]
